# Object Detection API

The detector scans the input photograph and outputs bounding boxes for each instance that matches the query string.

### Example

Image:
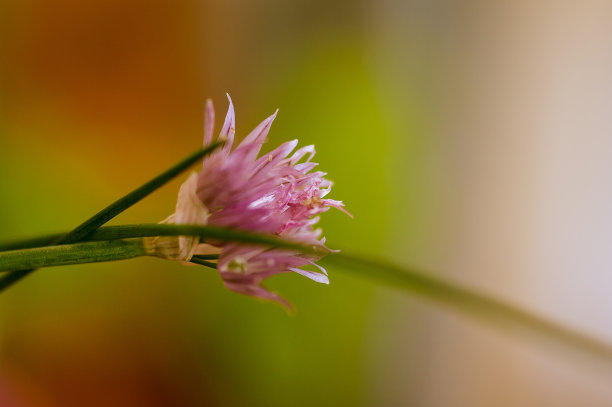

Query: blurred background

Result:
[1,0,612,406]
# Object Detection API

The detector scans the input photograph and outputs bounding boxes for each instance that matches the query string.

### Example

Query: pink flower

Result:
[162,94,350,308]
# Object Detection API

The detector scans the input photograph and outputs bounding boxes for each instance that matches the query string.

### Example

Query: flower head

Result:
[158,94,350,308]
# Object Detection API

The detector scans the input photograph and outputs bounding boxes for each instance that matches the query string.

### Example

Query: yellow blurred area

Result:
[1,1,612,406]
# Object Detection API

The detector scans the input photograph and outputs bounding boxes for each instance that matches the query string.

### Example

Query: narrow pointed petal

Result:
[220,93,236,152]
[289,268,329,284]
[290,145,316,164]
[305,258,328,275]
[323,199,354,218]
[223,280,293,310]
[203,99,215,147]
[293,162,318,173]
[239,109,278,148]
[252,139,298,174]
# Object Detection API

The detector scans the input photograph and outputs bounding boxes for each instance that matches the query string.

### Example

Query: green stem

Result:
[0,143,222,290]
[192,254,220,260]
[190,257,218,269]
[0,239,146,272]
[1,223,612,365]
[325,254,612,367]
[0,224,320,254]
[60,143,221,244]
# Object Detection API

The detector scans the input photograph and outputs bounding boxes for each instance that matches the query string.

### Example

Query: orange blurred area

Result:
[2,0,209,161]
[2,1,612,406]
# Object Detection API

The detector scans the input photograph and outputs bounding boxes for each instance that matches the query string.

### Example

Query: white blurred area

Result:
[370,1,612,406]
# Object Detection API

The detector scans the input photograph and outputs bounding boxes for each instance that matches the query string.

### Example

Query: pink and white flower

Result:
[161,94,350,307]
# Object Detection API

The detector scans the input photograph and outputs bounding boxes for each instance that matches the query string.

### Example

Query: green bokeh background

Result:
[2,1,611,406]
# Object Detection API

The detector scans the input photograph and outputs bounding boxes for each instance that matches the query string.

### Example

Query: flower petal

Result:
[289,268,329,284]
[290,145,315,164]
[237,109,278,162]
[203,99,215,147]
[220,93,236,153]
[223,280,293,310]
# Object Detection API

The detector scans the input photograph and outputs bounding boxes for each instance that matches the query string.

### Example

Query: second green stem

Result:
[0,239,146,272]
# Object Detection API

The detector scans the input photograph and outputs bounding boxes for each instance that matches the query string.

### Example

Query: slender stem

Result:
[325,253,612,367]
[190,257,218,269]
[0,239,146,272]
[0,223,611,365]
[0,143,222,290]
[0,235,61,252]
[60,143,222,244]
[192,254,220,260]
[0,224,321,255]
